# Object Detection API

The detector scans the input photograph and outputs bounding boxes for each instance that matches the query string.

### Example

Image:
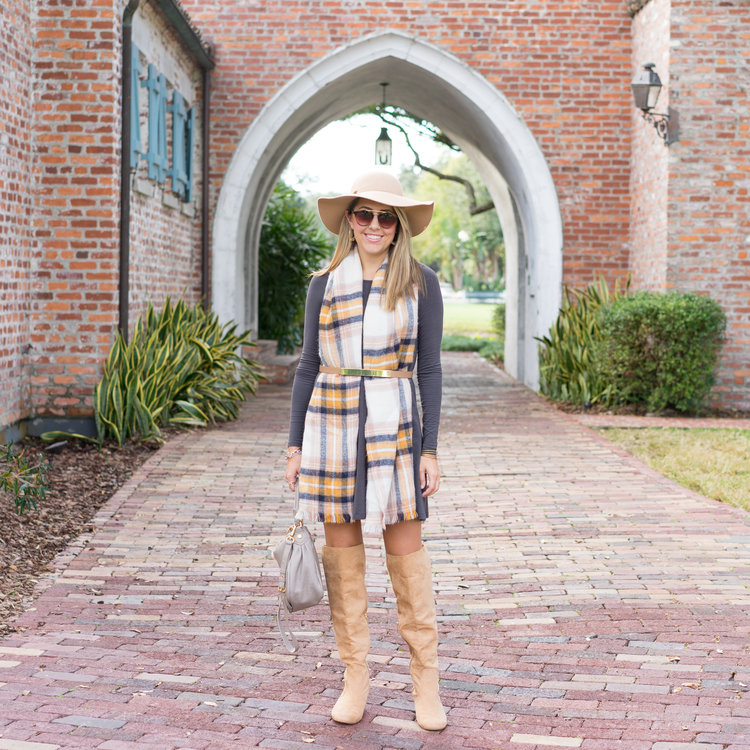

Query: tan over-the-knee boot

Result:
[386,545,447,731]
[322,544,370,724]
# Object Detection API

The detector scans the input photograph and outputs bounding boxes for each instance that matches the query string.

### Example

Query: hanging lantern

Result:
[374,82,392,165]
[375,127,392,165]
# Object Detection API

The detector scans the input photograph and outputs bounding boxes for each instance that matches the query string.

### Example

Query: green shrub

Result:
[479,339,504,366]
[258,182,331,353]
[492,302,505,342]
[537,278,628,406]
[597,291,726,413]
[43,298,262,446]
[441,335,488,352]
[1,443,49,514]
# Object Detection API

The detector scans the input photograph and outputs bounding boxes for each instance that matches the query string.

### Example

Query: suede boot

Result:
[386,545,447,731]
[322,544,370,724]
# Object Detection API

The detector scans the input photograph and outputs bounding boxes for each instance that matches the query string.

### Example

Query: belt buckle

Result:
[336,367,397,378]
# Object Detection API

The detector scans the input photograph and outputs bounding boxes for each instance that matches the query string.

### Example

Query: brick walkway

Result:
[1,352,750,750]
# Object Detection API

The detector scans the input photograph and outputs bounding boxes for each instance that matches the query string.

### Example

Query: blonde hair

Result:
[315,204,425,311]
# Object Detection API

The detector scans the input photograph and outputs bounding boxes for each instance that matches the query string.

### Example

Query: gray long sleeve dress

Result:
[288,264,443,523]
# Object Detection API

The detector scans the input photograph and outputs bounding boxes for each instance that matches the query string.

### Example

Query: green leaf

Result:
[39,431,98,444]
[172,400,208,423]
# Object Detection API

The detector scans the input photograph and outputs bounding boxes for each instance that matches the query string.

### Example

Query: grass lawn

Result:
[443,301,496,337]
[600,427,750,511]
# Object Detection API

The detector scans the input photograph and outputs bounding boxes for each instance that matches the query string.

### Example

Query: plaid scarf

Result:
[298,250,418,532]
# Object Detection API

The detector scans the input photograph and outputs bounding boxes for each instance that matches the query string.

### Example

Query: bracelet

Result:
[285,448,302,460]
[421,450,438,458]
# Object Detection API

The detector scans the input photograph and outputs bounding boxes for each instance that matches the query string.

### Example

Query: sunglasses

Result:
[351,208,398,230]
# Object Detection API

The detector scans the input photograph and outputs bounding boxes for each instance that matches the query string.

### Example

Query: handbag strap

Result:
[293,484,303,521]
[277,599,299,653]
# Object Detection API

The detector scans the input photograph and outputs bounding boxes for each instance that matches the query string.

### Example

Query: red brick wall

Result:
[185,0,635,293]
[18,0,205,424]
[667,0,750,409]
[629,0,670,290]
[128,0,204,325]
[28,0,123,419]
[0,0,33,431]
[4,0,747,424]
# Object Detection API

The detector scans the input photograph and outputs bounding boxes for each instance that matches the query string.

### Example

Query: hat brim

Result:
[318,190,434,237]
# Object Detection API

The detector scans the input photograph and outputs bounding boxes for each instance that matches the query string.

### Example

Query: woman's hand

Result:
[285,447,302,491]
[419,454,440,497]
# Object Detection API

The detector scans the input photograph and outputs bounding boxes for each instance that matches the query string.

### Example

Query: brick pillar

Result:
[629,0,670,290]
[667,0,750,409]
[0,0,34,431]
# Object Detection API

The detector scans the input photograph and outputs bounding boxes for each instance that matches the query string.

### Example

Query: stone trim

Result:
[152,0,214,69]
[211,30,563,390]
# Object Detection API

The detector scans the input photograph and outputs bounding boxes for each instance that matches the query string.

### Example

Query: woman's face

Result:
[347,199,399,262]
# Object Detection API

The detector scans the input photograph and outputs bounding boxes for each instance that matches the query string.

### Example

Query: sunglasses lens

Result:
[352,210,397,229]
[353,210,374,226]
[378,212,397,228]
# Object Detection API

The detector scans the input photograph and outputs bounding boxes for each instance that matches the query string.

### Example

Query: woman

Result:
[285,171,446,731]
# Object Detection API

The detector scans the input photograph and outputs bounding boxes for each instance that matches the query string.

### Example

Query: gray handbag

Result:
[272,488,324,652]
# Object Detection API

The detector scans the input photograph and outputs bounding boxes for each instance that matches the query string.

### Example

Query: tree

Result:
[407,155,504,291]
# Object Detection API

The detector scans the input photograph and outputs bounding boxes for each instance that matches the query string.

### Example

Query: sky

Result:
[281,113,450,197]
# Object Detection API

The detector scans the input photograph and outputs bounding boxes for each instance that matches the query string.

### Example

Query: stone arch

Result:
[212,31,562,388]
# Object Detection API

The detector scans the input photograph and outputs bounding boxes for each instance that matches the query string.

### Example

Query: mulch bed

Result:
[546,397,750,420]
[0,437,159,636]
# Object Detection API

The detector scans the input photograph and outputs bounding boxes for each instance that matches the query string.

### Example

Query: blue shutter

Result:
[143,63,168,183]
[156,73,168,182]
[169,90,188,198]
[143,64,159,180]
[184,107,194,203]
[129,44,143,166]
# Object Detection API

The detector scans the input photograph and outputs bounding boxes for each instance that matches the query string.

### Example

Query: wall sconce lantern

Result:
[374,82,392,165]
[631,62,672,145]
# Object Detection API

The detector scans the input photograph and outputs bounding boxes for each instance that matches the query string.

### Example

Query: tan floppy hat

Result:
[317,171,434,237]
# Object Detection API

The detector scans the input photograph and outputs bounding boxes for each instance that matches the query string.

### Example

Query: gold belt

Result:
[319,365,413,379]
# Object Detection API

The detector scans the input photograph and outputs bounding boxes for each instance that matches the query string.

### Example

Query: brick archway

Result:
[212,31,562,388]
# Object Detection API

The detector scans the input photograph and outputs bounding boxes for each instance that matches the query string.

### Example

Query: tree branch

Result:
[374,109,495,216]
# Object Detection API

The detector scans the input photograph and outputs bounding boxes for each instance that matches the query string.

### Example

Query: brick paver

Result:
[1,352,749,749]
